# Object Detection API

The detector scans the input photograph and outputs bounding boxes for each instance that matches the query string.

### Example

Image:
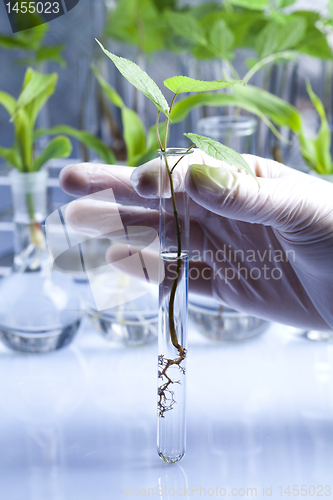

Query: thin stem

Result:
[243,51,295,85]
[156,111,163,151]
[163,93,178,151]
[171,144,195,174]
[164,155,183,351]
[158,91,186,423]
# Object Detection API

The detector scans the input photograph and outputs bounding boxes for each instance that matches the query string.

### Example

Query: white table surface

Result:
[0,318,332,500]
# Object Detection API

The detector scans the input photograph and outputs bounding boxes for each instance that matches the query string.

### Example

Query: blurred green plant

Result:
[169,80,333,174]
[0,67,115,172]
[0,13,66,67]
[104,0,171,54]
[165,2,333,63]
[92,64,167,165]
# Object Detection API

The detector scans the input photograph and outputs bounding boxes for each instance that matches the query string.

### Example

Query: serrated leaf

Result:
[35,126,117,165]
[209,19,235,59]
[164,75,239,94]
[184,133,258,186]
[33,136,72,172]
[96,40,169,117]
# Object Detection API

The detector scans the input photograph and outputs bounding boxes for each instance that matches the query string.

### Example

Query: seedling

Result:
[96,40,258,425]
[0,67,116,250]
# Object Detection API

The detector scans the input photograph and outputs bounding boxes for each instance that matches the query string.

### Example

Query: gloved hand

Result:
[59,151,333,331]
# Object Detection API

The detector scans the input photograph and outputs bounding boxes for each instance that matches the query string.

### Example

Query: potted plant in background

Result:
[0,67,113,353]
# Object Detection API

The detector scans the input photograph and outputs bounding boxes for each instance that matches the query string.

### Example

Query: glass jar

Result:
[0,169,82,353]
[189,116,270,341]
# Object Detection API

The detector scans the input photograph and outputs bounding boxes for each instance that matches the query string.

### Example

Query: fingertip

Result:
[106,243,130,264]
[130,159,160,198]
[186,163,237,201]
[59,163,89,196]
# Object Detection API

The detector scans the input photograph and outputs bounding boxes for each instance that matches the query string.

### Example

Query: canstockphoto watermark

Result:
[4,0,80,33]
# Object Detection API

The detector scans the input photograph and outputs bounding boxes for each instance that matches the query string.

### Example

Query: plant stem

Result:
[243,50,295,84]
[160,93,185,352]
[164,155,184,352]
[156,111,163,151]
[157,92,189,412]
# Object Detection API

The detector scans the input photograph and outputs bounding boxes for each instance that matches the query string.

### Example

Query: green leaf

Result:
[246,57,259,70]
[164,11,207,47]
[255,16,307,58]
[0,146,22,171]
[229,0,269,10]
[0,34,30,50]
[0,91,16,117]
[163,75,239,94]
[92,65,146,164]
[152,0,176,11]
[298,81,333,174]
[13,69,57,124]
[35,126,117,165]
[170,91,291,144]
[329,0,333,19]
[33,136,72,172]
[121,107,146,165]
[96,40,169,117]
[92,65,124,108]
[171,93,236,123]
[277,16,307,52]
[209,19,235,59]
[105,0,166,53]
[35,45,66,67]
[277,0,296,7]
[297,36,333,60]
[233,84,302,132]
[14,108,33,171]
[255,22,279,58]
[184,133,258,185]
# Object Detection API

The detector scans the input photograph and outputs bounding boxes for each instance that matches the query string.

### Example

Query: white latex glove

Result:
[59,151,333,331]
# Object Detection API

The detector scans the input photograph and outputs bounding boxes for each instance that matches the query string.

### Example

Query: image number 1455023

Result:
[4,0,80,32]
